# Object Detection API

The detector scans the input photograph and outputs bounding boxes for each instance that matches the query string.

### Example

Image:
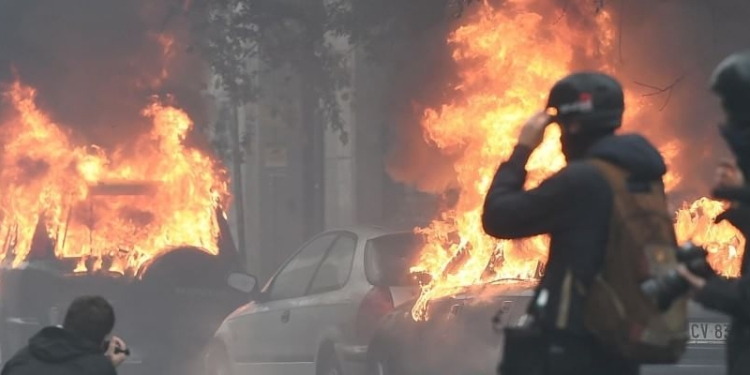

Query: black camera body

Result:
[102,340,130,356]
[641,242,715,311]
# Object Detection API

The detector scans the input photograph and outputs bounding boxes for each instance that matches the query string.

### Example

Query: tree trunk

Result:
[229,104,247,264]
[300,60,325,238]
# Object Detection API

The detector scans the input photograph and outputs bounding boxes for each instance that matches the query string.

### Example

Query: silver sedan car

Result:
[205,226,424,375]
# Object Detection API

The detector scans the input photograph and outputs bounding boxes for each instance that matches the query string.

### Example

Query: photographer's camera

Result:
[641,242,716,311]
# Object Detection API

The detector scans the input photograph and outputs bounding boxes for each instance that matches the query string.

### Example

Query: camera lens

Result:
[679,242,715,278]
[641,270,691,311]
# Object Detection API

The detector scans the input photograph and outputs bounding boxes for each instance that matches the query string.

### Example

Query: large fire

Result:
[410,1,744,320]
[0,80,229,276]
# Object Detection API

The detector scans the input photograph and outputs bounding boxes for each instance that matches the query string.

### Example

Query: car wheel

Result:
[319,352,343,375]
[366,346,401,375]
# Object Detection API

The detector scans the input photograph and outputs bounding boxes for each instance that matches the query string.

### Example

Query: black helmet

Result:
[546,72,624,132]
[710,51,750,123]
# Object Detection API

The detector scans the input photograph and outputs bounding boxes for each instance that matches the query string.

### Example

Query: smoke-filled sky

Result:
[611,0,750,197]
[1,0,748,201]
[0,0,205,149]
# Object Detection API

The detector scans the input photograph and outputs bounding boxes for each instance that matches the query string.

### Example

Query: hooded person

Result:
[482,72,670,375]
[1,296,128,375]
[677,50,750,375]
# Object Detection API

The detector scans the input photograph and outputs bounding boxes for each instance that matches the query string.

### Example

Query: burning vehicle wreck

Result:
[0,200,250,374]
[366,279,537,375]
[0,81,251,374]
[366,277,729,375]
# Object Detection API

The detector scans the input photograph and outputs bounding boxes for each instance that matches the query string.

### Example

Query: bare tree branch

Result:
[553,0,570,25]
[633,72,687,111]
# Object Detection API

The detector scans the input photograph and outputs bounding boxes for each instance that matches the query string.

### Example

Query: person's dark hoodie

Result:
[482,133,667,334]
[0,326,116,375]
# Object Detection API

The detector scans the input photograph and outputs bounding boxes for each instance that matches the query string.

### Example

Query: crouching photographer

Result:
[1,295,129,375]
[677,50,750,375]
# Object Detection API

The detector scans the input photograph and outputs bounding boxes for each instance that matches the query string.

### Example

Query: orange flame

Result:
[0,80,229,276]
[675,198,745,277]
[409,2,743,320]
[137,32,178,90]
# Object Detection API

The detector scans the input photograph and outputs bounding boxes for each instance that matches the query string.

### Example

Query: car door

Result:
[285,232,358,365]
[233,233,338,375]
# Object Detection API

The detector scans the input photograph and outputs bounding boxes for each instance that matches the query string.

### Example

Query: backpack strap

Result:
[556,269,573,329]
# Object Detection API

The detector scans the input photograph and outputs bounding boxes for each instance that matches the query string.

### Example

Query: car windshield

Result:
[364,233,423,287]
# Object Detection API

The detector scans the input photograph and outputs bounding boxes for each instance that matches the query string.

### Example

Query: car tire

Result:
[366,345,402,375]
[319,352,343,375]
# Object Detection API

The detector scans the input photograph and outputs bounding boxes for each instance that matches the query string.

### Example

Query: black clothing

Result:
[692,124,750,375]
[1,326,116,375]
[483,133,666,375]
[542,330,639,375]
[483,133,667,332]
[696,192,750,374]
[720,124,750,181]
[695,252,750,375]
[560,129,613,162]
[694,50,750,375]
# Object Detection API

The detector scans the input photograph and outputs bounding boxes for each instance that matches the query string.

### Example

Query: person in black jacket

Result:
[482,72,668,375]
[677,50,750,375]
[1,295,129,375]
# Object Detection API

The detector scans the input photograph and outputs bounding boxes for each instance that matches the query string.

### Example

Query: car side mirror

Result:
[227,272,259,296]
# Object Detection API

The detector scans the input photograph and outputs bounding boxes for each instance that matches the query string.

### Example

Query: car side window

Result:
[308,234,357,295]
[268,234,337,301]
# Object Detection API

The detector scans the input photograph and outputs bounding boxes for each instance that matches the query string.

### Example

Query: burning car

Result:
[366,279,728,375]
[0,81,251,375]
[0,181,251,375]
[366,279,536,375]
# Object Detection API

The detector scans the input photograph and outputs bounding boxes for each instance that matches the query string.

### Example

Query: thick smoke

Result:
[613,0,750,199]
[0,0,206,149]
[384,27,462,195]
